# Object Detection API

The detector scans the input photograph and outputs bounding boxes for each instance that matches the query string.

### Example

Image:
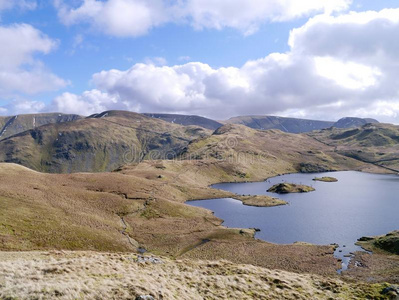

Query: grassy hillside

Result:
[225,115,379,133]
[0,162,342,276]
[225,115,334,133]
[0,111,210,173]
[308,123,399,172]
[143,113,223,130]
[0,113,81,140]
[182,124,377,178]
[0,122,388,275]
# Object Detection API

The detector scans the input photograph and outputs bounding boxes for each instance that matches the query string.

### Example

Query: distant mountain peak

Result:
[333,117,379,129]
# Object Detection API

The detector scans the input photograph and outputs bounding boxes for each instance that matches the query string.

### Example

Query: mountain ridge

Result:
[0,113,82,140]
[0,111,383,140]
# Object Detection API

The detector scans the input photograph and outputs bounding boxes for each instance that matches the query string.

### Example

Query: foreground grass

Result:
[0,251,393,300]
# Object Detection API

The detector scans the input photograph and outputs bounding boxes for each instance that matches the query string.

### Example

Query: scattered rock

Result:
[137,256,163,264]
[138,247,147,254]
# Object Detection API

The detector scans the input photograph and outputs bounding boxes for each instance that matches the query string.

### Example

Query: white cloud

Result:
[314,57,381,90]
[0,99,45,116]
[0,24,67,97]
[180,0,351,34]
[289,8,399,62]
[48,8,399,124]
[55,0,168,37]
[51,90,121,115]
[54,0,351,37]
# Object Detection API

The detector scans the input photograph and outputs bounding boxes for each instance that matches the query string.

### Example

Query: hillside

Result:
[225,115,379,133]
[0,113,81,140]
[143,113,223,130]
[182,124,377,177]
[308,123,399,172]
[0,111,210,173]
[0,123,385,271]
[333,117,379,129]
[225,115,334,133]
[0,162,341,275]
[0,121,397,296]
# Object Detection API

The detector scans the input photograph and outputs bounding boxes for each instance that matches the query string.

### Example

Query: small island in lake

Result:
[312,176,338,182]
[267,183,315,194]
[234,195,287,207]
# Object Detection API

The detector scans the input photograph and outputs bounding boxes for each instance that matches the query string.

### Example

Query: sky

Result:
[1,0,399,123]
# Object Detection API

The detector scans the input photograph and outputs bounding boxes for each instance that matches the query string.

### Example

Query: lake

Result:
[188,171,399,272]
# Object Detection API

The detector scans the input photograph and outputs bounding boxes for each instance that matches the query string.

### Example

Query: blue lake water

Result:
[187,171,399,272]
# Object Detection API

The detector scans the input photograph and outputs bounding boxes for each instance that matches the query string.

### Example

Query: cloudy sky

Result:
[1,0,399,122]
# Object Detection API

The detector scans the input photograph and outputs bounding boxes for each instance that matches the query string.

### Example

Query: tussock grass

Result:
[0,251,392,300]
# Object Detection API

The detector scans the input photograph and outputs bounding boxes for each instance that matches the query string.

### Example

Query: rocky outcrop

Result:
[267,183,315,194]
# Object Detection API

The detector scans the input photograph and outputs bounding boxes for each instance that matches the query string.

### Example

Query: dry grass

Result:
[0,251,392,300]
[308,123,399,172]
[0,123,396,289]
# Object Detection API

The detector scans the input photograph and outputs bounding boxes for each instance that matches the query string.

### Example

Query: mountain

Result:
[225,115,380,133]
[225,115,334,133]
[182,123,373,177]
[332,117,379,129]
[308,123,399,172]
[0,110,389,174]
[143,113,223,130]
[0,113,81,140]
[0,110,210,173]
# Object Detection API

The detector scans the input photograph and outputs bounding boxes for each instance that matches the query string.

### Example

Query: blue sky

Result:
[1,0,399,122]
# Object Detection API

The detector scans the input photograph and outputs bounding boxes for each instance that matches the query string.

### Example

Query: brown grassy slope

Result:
[182,124,384,177]
[0,111,210,173]
[308,123,399,172]
[0,251,393,300]
[225,115,334,133]
[0,124,393,278]
[0,162,340,276]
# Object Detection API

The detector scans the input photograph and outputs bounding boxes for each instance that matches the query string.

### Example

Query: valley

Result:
[0,111,398,299]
